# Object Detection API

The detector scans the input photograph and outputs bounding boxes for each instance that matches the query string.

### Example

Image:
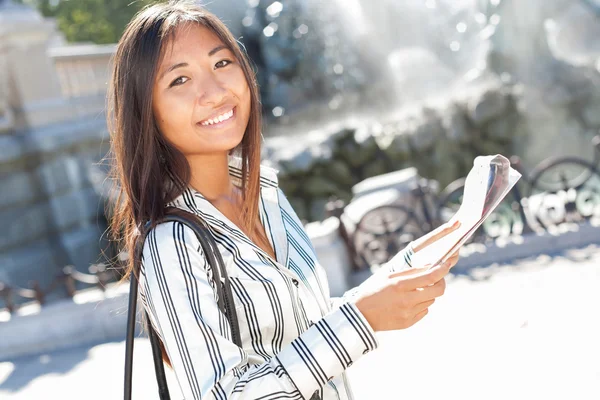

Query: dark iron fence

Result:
[0,263,121,315]
[328,135,600,270]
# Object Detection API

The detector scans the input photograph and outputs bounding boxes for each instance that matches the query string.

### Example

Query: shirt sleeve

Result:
[377,241,416,273]
[141,221,378,400]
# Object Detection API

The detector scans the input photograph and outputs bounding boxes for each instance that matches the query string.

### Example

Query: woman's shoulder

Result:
[140,220,209,282]
[142,219,203,255]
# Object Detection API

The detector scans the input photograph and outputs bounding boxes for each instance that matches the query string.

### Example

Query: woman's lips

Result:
[197,106,236,129]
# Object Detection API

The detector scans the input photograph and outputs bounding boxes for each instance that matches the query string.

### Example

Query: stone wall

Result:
[0,121,111,300]
[263,79,521,222]
[0,2,113,303]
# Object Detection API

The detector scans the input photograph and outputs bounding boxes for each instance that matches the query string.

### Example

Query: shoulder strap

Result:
[161,207,242,346]
[124,207,242,400]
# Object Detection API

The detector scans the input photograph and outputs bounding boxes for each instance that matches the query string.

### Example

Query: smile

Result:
[199,107,235,127]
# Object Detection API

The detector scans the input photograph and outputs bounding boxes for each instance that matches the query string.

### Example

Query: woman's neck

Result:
[186,152,276,260]
[187,152,237,202]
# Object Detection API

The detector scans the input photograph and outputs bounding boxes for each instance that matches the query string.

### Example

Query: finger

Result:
[410,277,446,303]
[389,266,430,279]
[413,220,461,252]
[394,262,450,292]
[429,255,456,271]
[410,308,429,325]
[412,299,435,315]
[445,251,460,268]
[424,220,460,245]
[447,250,459,261]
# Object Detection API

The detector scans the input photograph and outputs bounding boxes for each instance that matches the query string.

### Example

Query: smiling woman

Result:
[152,26,252,161]
[108,1,460,400]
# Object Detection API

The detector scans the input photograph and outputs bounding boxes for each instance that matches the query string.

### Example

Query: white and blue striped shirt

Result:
[139,157,414,400]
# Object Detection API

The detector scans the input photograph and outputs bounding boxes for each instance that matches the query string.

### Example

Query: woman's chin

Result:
[190,137,243,157]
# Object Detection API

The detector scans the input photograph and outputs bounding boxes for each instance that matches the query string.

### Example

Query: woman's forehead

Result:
[162,23,223,58]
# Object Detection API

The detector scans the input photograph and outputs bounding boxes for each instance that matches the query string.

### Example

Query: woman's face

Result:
[152,23,251,157]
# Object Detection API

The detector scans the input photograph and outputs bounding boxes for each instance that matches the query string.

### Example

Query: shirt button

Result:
[363,349,369,355]
[348,361,353,367]
[292,278,299,286]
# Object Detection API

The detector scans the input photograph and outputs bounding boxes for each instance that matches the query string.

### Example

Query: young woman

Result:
[108,2,460,399]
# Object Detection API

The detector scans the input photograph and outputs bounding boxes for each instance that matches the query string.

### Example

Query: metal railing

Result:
[327,135,600,270]
[0,263,120,315]
[3,136,599,313]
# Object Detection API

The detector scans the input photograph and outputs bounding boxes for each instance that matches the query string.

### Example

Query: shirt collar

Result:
[226,155,279,190]
[166,155,280,227]
[166,156,283,262]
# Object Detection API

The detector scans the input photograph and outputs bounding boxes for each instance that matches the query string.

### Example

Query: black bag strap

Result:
[124,207,242,400]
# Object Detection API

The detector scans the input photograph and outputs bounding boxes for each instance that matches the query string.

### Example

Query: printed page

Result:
[410,155,522,269]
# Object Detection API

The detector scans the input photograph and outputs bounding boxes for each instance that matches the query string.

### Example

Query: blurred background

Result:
[0,0,599,399]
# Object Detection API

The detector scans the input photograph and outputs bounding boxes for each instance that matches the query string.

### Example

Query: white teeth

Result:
[201,109,234,126]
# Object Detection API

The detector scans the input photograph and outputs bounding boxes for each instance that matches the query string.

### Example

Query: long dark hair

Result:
[107,1,263,366]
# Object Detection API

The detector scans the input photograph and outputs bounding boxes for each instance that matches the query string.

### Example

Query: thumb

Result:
[389,265,430,279]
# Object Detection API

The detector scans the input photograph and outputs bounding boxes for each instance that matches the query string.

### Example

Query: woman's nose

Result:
[196,78,227,106]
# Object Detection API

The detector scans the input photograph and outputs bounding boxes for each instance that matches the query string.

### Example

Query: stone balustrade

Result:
[49,44,115,119]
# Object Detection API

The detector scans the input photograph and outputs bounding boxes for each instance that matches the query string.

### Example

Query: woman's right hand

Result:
[354,261,451,332]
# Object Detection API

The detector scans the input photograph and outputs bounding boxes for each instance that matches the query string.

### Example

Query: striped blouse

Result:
[139,156,415,400]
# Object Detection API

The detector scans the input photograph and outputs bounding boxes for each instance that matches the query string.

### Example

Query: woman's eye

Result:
[215,59,232,69]
[169,76,189,87]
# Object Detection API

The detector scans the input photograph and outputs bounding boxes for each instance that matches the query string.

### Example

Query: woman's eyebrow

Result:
[159,62,188,81]
[208,45,227,56]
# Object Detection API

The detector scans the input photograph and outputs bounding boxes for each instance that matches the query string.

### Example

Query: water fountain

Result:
[234,0,600,161]
[249,0,600,169]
